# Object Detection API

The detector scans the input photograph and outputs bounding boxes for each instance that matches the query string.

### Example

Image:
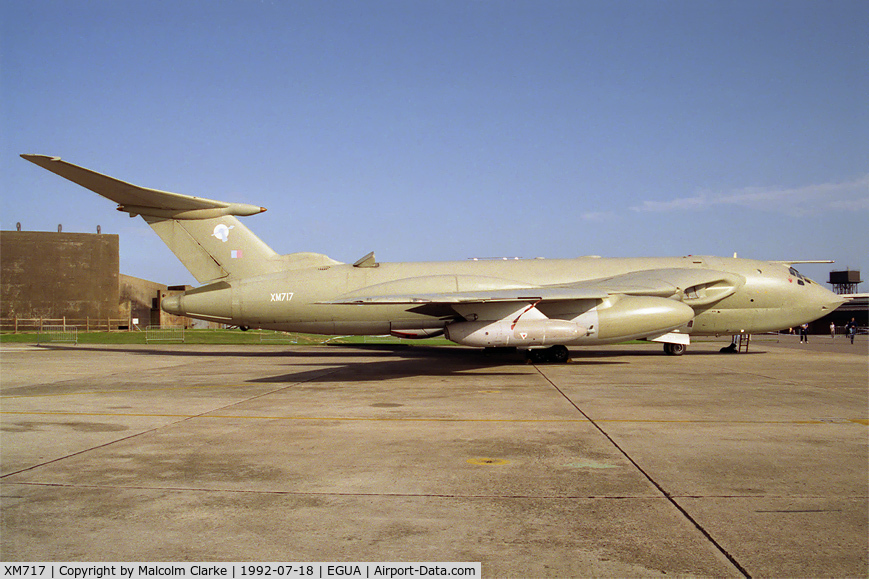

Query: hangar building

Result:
[1,229,192,330]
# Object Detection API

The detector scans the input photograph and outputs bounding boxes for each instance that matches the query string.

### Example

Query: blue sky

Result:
[3,1,867,287]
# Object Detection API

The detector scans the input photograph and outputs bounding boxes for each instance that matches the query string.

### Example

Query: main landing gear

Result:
[526,345,570,364]
[663,342,686,356]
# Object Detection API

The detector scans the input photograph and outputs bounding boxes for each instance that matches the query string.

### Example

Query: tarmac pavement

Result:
[1,338,866,577]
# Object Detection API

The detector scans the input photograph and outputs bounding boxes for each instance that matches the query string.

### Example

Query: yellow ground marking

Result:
[0,410,582,422]
[1,410,866,426]
[467,457,510,466]
[0,383,261,399]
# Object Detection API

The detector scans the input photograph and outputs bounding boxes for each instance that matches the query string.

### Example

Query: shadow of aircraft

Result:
[28,343,635,386]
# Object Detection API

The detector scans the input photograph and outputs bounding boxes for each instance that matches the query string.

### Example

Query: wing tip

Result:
[21,154,61,164]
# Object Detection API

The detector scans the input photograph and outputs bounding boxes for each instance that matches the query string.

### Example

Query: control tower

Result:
[828,270,862,295]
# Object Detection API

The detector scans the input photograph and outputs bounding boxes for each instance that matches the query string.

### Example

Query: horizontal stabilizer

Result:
[21,154,290,283]
[20,155,266,219]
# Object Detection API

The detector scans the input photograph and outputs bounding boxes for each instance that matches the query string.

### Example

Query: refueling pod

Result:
[445,319,587,347]
[445,295,695,348]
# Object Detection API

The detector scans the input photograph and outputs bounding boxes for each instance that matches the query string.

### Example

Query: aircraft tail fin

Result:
[21,154,285,283]
[144,215,279,283]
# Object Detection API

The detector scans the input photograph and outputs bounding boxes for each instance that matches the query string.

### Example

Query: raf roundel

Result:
[211,223,234,242]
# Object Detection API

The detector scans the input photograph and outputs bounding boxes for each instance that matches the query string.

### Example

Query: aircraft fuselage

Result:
[22,154,843,355]
[164,255,842,344]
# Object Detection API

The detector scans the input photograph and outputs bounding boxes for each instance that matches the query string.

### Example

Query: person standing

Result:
[845,318,857,344]
[830,322,836,339]
[800,323,809,343]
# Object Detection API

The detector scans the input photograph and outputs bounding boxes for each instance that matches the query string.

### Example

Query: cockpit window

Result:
[789,267,814,285]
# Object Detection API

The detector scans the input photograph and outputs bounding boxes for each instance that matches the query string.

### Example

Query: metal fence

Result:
[36,325,78,345]
[259,330,297,344]
[145,325,185,343]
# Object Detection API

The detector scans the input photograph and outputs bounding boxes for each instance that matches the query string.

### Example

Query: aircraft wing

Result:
[577,268,745,299]
[770,260,835,265]
[20,155,265,217]
[325,267,744,306]
[326,286,609,305]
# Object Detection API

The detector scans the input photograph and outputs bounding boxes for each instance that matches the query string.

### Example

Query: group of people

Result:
[824,318,860,344]
[800,318,859,344]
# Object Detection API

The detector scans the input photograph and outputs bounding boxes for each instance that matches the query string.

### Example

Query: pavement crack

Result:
[534,364,753,579]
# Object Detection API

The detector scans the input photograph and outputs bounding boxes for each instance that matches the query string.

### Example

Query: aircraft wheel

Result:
[548,345,570,363]
[528,346,570,364]
[527,349,546,364]
[664,343,685,356]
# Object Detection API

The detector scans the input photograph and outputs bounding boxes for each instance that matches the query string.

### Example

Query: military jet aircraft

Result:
[22,154,844,362]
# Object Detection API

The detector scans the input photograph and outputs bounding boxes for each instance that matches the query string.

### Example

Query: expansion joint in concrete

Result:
[534,365,753,579]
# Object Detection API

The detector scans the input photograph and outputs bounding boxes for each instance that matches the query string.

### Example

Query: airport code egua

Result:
[3,565,478,579]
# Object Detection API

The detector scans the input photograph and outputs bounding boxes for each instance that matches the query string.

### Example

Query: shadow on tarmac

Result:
[31,342,762,360]
[10,342,769,389]
[28,343,645,385]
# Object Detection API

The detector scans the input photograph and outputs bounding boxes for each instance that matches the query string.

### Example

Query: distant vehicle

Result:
[23,155,844,362]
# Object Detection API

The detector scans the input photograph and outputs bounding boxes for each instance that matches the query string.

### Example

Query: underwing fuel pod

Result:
[22,155,845,363]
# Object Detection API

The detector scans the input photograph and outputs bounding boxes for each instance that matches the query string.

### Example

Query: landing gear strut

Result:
[527,345,570,364]
[663,342,686,356]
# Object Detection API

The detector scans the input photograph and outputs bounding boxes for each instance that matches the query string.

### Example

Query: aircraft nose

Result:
[815,286,846,313]
[826,295,847,310]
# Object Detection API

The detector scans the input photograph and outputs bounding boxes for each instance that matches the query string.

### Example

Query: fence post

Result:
[86,316,90,332]
[14,316,18,334]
